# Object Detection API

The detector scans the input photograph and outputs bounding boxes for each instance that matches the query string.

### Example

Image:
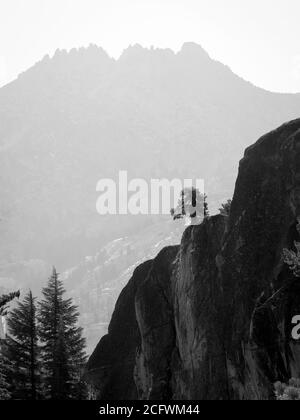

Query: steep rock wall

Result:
[85,260,153,399]
[86,119,300,400]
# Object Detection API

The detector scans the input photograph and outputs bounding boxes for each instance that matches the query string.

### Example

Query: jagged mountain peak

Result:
[179,41,211,58]
[119,43,176,62]
[17,43,113,80]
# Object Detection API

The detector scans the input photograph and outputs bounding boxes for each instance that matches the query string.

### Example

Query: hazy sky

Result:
[1,0,300,92]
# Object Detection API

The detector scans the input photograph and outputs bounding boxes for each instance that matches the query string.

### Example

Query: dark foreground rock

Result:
[85,260,153,399]
[86,119,300,399]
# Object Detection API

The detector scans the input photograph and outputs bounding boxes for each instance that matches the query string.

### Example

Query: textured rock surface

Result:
[135,246,179,400]
[86,119,300,399]
[85,260,153,399]
[220,118,300,399]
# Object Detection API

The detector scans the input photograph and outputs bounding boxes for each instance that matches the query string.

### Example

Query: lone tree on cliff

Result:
[171,188,208,223]
[4,291,40,400]
[38,268,87,400]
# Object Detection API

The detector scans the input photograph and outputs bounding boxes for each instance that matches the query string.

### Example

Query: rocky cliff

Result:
[86,119,300,400]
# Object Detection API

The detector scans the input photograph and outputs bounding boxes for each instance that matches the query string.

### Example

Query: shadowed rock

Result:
[85,260,153,399]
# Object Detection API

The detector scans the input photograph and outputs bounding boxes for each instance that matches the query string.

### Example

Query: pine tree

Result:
[0,290,20,400]
[172,187,205,222]
[5,291,39,400]
[0,291,20,316]
[0,342,11,400]
[38,268,87,400]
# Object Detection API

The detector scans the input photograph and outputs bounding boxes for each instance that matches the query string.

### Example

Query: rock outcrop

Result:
[86,119,300,400]
[85,260,152,399]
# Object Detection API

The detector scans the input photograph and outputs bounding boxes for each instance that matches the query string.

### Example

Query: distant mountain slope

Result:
[0,217,184,353]
[62,218,184,354]
[0,42,300,267]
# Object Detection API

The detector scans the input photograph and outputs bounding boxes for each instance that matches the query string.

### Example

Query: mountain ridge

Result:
[5,42,300,95]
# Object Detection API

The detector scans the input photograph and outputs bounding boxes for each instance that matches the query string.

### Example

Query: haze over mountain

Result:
[1,41,300,273]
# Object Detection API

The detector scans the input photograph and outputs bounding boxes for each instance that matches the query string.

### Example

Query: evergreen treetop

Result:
[5,290,39,400]
[38,268,87,400]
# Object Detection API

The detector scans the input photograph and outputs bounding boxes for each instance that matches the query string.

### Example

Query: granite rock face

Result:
[86,119,300,399]
[220,118,300,399]
[85,260,153,399]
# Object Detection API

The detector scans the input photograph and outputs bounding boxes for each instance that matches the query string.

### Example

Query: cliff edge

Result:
[86,119,300,399]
